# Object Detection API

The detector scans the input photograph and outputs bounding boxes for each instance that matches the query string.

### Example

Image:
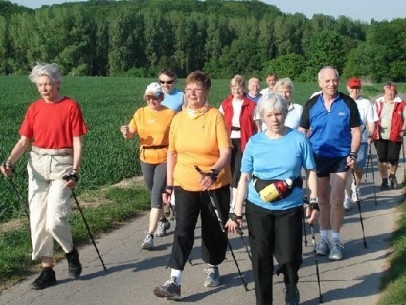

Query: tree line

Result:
[0,0,405,81]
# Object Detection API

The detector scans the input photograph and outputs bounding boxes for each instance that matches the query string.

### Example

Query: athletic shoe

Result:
[380,179,389,191]
[204,265,220,287]
[285,284,300,305]
[343,197,352,211]
[329,238,344,260]
[153,277,181,300]
[315,237,330,256]
[351,182,360,202]
[31,268,56,290]
[66,247,82,279]
[389,174,399,189]
[155,218,170,237]
[142,233,154,250]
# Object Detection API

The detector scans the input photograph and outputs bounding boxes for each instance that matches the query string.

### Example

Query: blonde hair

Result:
[273,77,293,93]
[230,74,245,88]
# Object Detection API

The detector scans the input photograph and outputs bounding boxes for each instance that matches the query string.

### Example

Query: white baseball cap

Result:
[144,82,163,97]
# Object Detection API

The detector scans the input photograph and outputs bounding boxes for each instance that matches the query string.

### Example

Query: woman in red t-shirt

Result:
[0,63,87,290]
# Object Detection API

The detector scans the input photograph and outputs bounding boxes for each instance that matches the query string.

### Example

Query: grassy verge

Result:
[378,199,406,305]
[0,180,150,291]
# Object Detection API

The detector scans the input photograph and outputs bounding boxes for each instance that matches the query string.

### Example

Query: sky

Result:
[10,0,406,23]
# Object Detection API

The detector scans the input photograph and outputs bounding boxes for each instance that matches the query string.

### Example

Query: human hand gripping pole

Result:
[62,173,107,271]
[194,165,249,291]
[0,160,30,221]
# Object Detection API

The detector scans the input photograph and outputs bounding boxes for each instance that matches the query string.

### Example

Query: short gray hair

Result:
[318,65,339,81]
[29,63,62,84]
[273,77,293,93]
[256,93,288,121]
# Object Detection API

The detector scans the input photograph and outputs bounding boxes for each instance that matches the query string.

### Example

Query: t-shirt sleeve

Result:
[18,104,34,138]
[128,110,139,134]
[71,103,88,136]
[349,99,362,128]
[299,100,311,129]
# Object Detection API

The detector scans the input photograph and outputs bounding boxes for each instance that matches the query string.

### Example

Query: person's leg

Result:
[274,206,303,305]
[246,201,275,305]
[329,172,347,233]
[375,139,389,189]
[343,171,352,210]
[387,141,402,189]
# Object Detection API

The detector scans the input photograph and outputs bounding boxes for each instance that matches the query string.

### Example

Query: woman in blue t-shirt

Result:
[226,94,318,305]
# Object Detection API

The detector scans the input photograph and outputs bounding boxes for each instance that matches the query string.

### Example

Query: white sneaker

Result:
[343,197,352,211]
[351,182,360,202]
[329,238,344,260]
[315,237,330,256]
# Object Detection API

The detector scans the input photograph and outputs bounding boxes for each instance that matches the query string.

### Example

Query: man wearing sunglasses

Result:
[159,69,184,113]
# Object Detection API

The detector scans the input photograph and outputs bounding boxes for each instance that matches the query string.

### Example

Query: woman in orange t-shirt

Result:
[121,82,175,250]
[153,71,232,300]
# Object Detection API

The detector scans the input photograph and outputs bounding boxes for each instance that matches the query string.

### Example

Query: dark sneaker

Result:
[380,179,389,190]
[141,233,154,250]
[153,277,181,300]
[204,265,220,287]
[155,219,170,237]
[31,268,56,290]
[389,174,398,189]
[66,247,82,278]
[285,284,300,305]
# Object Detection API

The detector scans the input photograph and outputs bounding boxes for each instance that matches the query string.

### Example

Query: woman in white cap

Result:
[120,82,175,250]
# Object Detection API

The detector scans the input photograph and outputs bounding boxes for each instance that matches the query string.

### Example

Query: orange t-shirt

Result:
[169,107,232,191]
[128,106,175,164]
[19,97,87,149]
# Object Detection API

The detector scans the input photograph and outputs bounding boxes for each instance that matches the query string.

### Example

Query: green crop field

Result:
[0,75,397,222]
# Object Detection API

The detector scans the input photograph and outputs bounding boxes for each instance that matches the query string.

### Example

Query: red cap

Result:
[347,77,361,88]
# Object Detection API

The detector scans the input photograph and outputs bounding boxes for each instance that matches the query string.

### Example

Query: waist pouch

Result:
[253,175,303,203]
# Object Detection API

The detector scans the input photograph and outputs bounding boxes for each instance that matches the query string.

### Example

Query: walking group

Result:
[1,63,405,305]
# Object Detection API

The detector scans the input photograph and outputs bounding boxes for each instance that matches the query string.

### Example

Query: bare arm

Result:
[72,136,83,171]
[306,169,319,224]
[0,136,31,177]
[226,172,250,233]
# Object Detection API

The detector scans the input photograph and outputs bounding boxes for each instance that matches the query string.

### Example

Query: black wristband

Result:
[349,152,357,160]
[308,202,320,211]
[229,213,242,221]
[209,168,219,181]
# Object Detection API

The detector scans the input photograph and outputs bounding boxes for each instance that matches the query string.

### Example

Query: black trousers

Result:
[246,201,303,305]
[169,185,230,270]
[230,138,243,188]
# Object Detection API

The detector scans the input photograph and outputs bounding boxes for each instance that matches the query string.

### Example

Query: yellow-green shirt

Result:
[128,106,175,164]
[169,107,232,191]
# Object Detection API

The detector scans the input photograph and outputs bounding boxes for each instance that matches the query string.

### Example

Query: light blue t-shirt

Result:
[162,89,184,112]
[241,128,315,211]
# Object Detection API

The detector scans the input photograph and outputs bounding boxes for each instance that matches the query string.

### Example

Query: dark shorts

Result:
[374,139,402,163]
[314,154,348,177]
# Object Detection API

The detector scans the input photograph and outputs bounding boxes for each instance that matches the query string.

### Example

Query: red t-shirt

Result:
[19,97,88,149]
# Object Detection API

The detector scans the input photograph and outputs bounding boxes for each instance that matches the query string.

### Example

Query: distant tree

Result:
[262,53,305,80]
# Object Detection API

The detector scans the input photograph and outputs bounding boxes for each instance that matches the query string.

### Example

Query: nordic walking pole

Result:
[351,169,368,249]
[365,144,378,205]
[63,174,107,270]
[207,189,249,291]
[70,189,107,270]
[7,177,30,221]
[194,166,249,291]
[310,224,324,303]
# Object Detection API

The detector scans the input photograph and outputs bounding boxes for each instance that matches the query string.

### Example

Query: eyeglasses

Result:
[159,79,175,85]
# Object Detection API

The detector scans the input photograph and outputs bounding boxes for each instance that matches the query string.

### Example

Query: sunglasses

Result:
[159,79,175,85]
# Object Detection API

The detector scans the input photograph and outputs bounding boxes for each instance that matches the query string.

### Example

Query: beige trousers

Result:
[27,147,74,260]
